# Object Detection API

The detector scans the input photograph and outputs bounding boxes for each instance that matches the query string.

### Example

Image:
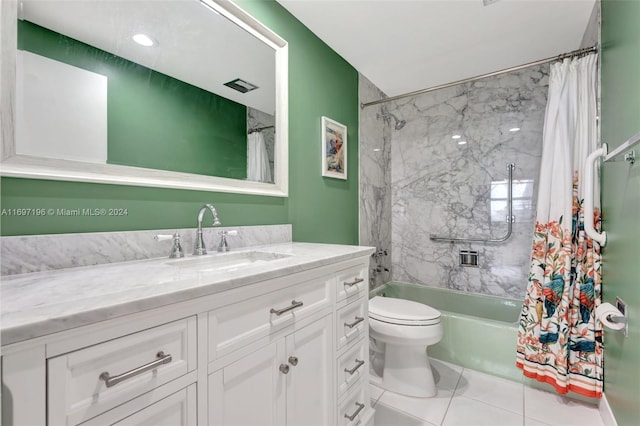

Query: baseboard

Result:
[599,393,618,426]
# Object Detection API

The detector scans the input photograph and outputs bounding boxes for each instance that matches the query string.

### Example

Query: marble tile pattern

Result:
[247,107,276,183]
[359,74,392,290]
[1,224,291,275]
[0,242,375,345]
[387,65,549,298]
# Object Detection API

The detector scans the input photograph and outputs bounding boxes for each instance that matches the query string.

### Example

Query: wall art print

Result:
[321,116,347,180]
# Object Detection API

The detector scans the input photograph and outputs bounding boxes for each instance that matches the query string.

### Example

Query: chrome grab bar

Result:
[430,163,515,244]
[344,402,365,421]
[343,277,364,287]
[344,359,365,375]
[99,351,172,388]
[270,300,303,316]
[344,316,364,329]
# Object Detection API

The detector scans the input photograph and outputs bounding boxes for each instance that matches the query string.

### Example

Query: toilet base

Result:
[381,344,436,398]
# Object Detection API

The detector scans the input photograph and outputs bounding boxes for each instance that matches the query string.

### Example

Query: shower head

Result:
[377,112,406,130]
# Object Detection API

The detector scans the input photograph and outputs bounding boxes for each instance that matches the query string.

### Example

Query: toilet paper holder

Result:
[596,299,628,337]
[604,314,626,324]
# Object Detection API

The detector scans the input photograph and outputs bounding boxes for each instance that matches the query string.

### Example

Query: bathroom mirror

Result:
[0,0,289,197]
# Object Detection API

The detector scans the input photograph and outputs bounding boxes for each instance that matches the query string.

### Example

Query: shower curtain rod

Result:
[360,44,598,109]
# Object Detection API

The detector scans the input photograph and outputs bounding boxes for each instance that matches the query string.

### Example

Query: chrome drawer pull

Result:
[344,359,365,375]
[99,351,172,388]
[344,402,365,421]
[344,277,364,287]
[344,316,364,329]
[270,300,303,316]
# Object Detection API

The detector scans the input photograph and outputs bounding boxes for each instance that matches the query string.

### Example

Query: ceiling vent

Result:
[224,78,259,93]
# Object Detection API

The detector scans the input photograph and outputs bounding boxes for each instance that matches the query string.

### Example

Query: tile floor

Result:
[371,359,605,426]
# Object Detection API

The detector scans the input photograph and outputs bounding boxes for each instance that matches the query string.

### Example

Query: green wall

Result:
[600,1,640,424]
[19,20,248,180]
[1,1,360,244]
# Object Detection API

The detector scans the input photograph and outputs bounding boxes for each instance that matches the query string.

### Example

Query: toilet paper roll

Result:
[595,302,626,331]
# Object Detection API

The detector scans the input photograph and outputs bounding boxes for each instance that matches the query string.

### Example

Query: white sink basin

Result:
[165,251,292,272]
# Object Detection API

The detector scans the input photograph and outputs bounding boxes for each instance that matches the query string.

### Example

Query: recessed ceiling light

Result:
[452,134,462,139]
[373,148,381,152]
[509,127,520,132]
[458,140,467,145]
[133,33,155,47]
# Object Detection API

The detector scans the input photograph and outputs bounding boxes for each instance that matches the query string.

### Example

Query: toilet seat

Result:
[369,296,441,326]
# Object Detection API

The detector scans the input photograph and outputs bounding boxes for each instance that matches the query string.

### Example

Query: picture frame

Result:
[321,116,347,180]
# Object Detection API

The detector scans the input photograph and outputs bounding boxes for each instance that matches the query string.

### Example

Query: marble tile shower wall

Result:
[359,74,392,289]
[388,65,549,298]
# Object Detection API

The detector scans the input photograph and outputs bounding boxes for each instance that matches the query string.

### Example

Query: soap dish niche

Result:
[459,250,479,267]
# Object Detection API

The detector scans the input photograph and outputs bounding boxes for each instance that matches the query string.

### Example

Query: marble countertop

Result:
[1,242,374,346]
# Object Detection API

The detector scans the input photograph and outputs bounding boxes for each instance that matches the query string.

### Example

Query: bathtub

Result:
[372,281,524,383]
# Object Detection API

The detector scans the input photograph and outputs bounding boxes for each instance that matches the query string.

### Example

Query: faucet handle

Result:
[218,230,238,252]
[155,232,184,258]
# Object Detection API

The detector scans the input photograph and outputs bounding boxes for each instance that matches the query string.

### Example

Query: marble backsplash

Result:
[359,74,392,289]
[1,224,292,275]
[386,65,548,298]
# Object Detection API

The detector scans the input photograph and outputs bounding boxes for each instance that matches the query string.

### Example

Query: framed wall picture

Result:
[321,116,347,180]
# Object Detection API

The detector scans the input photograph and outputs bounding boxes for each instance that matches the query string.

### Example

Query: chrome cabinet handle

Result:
[344,402,365,421]
[343,277,364,287]
[344,359,365,375]
[99,351,172,388]
[344,316,364,329]
[270,300,303,316]
[288,356,299,366]
[279,364,290,374]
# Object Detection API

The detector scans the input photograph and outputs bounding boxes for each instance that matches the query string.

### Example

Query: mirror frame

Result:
[0,0,289,197]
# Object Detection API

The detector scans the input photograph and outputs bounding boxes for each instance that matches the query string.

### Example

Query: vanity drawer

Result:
[80,382,197,426]
[209,274,332,360]
[48,317,197,426]
[336,265,367,307]
[336,299,368,351]
[337,337,368,398]
[339,381,372,426]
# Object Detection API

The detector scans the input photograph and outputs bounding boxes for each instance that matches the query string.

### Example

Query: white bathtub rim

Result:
[599,393,618,426]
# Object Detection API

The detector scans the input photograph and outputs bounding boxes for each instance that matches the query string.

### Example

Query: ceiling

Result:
[276,0,597,98]
[20,0,276,114]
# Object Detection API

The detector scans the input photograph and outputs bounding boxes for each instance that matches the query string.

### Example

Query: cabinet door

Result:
[286,315,334,426]
[209,339,286,426]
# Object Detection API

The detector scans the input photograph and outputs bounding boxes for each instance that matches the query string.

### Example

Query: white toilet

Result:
[368,296,443,397]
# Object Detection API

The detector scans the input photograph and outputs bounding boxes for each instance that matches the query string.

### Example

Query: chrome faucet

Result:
[155,232,184,258]
[193,204,221,255]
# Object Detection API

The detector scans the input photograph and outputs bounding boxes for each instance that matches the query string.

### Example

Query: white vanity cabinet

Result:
[1,249,374,426]
[209,315,334,426]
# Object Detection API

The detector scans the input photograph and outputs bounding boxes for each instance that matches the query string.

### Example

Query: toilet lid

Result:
[369,296,441,326]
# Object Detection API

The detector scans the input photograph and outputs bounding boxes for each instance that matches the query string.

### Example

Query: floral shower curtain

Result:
[516,54,603,398]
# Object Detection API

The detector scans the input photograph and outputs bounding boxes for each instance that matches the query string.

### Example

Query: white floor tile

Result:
[442,395,524,426]
[378,389,453,425]
[430,358,464,393]
[374,402,437,426]
[454,368,524,414]
[370,383,385,406]
[524,386,603,426]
